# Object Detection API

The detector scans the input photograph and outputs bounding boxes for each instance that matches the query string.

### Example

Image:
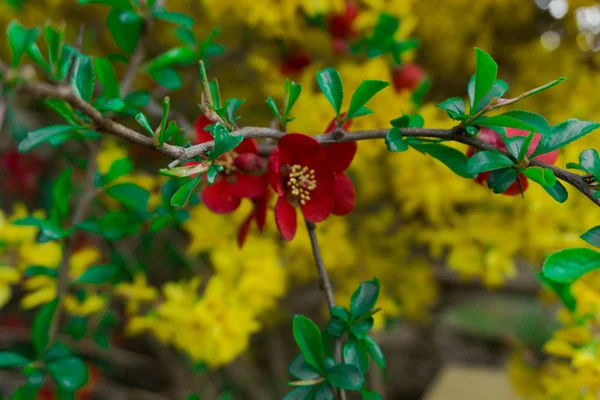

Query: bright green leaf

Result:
[171,173,203,207]
[284,80,302,120]
[292,315,326,375]
[105,183,150,213]
[148,67,182,90]
[44,24,64,74]
[151,9,194,29]
[410,142,477,178]
[360,389,384,400]
[32,298,59,357]
[350,278,380,320]
[47,356,88,391]
[206,123,243,160]
[326,364,364,390]
[536,273,576,312]
[316,68,344,117]
[266,97,281,121]
[124,91,150,108]
[385,127,408,152]
[523,167,556,187]
[330,306,349,321]
[343,339,369,376]
[0,352,30,368]
[70,54,95,103]
[7,22,39,67]
[543,180,568,203]
[94,58,119,99]
[437,97,466,119]
[135,112,155,137]
[143,46,197,71]
[52,168,72,221]
[289,353,321,380]
[543,248,600,283]
[78,0,133,9]
[472,48,498,114]
[107,9,143,53]
[501,110,551,136]
[18,125,79,153]
[75,264,117,284]
[282,386,315,400]
[532,119,600,157]
[466,150,514,174]
[24,266,59,278]
[313,383,334,400]
[347,80,389,119]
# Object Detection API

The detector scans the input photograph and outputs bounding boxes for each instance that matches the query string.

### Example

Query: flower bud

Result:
[234,153,266,175]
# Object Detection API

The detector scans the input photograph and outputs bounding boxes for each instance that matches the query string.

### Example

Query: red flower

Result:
[466,127,559,195]
[325,117,356,215]
[193,116,268,213]
[0,148,43,199]
[328,2,359,55]
[268,134,336,240]
[237,190,270,248]
[392,63,426,93]
[280,48,312,76]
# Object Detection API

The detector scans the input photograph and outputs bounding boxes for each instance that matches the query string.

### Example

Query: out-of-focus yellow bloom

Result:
[116,273,158,314]
[0,266,21,309]
[64,294,107,316]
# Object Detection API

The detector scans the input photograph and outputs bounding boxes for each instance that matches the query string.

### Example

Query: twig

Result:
[305,220,347,400]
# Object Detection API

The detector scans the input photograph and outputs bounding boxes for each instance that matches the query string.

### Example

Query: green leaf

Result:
[225,98,245,125]
[13,217,72,242]
[175,28,196,45]
[94,58,119,99]
[99,98,126,113]
[350,318,374,339]
[372,13,398,41]
[32,298,59,357]
[391,114,424,128]
[11,384,40,400]
[343,339,369,376]
[283,386,315,400]
[292,315,326,375]
[157,97,170,147]
[330,306,349,321]
[24,266,59,278]
[70,54,95,103]
[266,97,281,121]
[351,107,373,118]
[581,226,600,248]
[171,174,203,207]
[515,132,535,162]
[385,127,408,152]
[44,24,64,73]
[410,142,477,178]
[103,158,133,185]
[105,183,150,213]
[412,77,431,108]
[56,45,76,81]
[47,356,88,391]
[43,342,72,362]
[0,352,30,368]
[289,353,321,380]
[206,164,224,185]
[75,264,117,284]
[107,9,143,54]
[316,68,344,116]
[149,215,171,233]
[52,168,72,221]
[25,368,45,388]
[347,80,389,119]
[124,91,150,108]
[45,99,78,125]
[360,389,384,400]
[363,336,385,368]
[7,22,40,67]
[470,79,508,112]
[326,364,364,390]
[536,273,576,312]
[437,97,466,119]
[487,168,517,194]
[532,119,600,157]
[501,110,551,136]
[151,9,194,29]
[543,248,600,283]
[543,180,568,203]
[467,150,514,174]
[148,67,182,90]
[580,149,600,180]
[475,115,539,133]
[143,46,197,71]
[284,80,302,120]
[135,112,155,137]
[78,0,133,9]
[522,167,556,187]
[18,125,81,153]
[326,319,346,337]
[472,48,498,113]
[206,123,243,160]
[350,279,380,320]
[313,383,334,400]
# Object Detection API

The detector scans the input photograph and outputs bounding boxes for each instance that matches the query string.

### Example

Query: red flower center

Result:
[217,151,238,175]
[286,164,317,205]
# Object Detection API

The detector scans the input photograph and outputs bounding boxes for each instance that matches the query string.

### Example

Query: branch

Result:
[305,220,347,400]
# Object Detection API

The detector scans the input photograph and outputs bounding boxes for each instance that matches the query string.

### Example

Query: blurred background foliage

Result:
[2,0,600,398]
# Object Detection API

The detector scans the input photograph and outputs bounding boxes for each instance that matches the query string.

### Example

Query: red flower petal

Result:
[275,196,297,241]
[201,178,241,214]
[235,138,259,154]
[237,214,253,248]
[278,134,324,166]
[194,115,214,144]
[301,160,335,223]
[230,172,268,199]
[325,141,357,173]
[332,172,355,215]
[268,146,284,195]
[254,191,270,231]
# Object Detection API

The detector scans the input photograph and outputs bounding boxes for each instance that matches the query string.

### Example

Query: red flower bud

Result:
[234,153,266,175]
[392,63,426,93]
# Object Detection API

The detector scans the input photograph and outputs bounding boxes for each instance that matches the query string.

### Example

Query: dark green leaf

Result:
[174,28,196,45]
[148,67,182,90]
[350,279,380,320]
[18,125,80,153]
[581,226,600,248]
[52,168,72,221]
[360,389,384,400]
[225,98,244,125]
[107,9,143,53]
[349,318,374,339]
[472,48,498,113]
[44,24,63,73]
[542,248,600,283]
[266,97,281,121]
[171,174,203,207]
[78,0,133,9]
[372,13,398,41]
[149,215,171,233]
[326,364,364,390]
[363,336,385,368]
[43,342,72,362]
[385,127,408,152]
[135,112,155,137]
[292,315,326,374]
[157,97,170,147]
[326,319,346,337]
[330,306,349,321]
[313,383,334,400]
[124,91,150,107]
[284,80,302,120]
[289,353,321,380]
[206,123,243,160]
[487,168,517,194]
[282,386,315,400]
[347,80,389,119]
[410,142,477,178]
[532,119,600,157]
[390,114,424,128]
[7,22,39,67]
[47,356,88,391]
[467,150,514,174]
[316,68,344,116]
[206,164,224,185]
[437,97,466,119]
[100,98,126,112]
[45,99,78,125]
[151,9,194,29]
[94,58,119,99]
[0,352,29,368]
[75,264,117,284]
[103,158,133,185]
[105,183,150,213]
[501,110,551,136]
[343,339,369,376]
[143,46,197,71]
[543,180,568,203]
[13,217,72,242]
[32,299,59,357]
[25,368,45,388]
[475,115,538,132]
[24,266,58,278]
[56,45,76,81]
[471,79,508,112]
[70,54,95,103]
[580,149,600,180]
[523,167,556,187]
